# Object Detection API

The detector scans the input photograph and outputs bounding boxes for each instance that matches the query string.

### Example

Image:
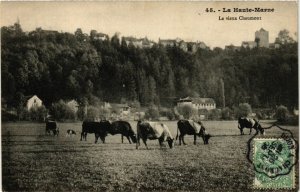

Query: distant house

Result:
[241,41,257,49]
[269,43,280,49]
[26,95,42,111]
[159,39,177,47]
[225,44,241,51]
[177,96,216,111]
[93,33,109,41]
[123,36,154,48]
[104,102,131,115]
[66,99,79,113]
[159,38,188,51]
[187,41,208,53]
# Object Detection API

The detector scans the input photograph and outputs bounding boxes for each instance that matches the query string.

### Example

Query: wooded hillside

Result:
[1,23,298,109]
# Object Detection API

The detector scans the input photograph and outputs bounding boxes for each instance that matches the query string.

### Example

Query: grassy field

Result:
[2,120,299,191]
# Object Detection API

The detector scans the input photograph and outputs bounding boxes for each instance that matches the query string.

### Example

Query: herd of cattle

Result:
[45,117,265,149]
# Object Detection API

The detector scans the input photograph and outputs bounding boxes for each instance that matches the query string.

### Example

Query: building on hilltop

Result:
[159,39,177,47]
[255,28,269,48]
[241,41,257,49]
[269,43,280,49]
[159,38,208,52]
[122,36,154,48]
[187,41,208,53]
[225,44,241,51]
[92,33,109,41]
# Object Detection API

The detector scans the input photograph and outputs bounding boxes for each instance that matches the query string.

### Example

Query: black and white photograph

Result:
[1,1,299,191]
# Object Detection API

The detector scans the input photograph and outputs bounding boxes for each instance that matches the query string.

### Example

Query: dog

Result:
[66,129,76,137]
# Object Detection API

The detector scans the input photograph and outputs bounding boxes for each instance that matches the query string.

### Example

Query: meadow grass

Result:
[2,121,298,191]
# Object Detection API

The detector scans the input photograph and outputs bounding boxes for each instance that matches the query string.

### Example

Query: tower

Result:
[255,28,269,48]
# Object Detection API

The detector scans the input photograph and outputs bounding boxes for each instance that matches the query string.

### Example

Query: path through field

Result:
[2,121,298,191]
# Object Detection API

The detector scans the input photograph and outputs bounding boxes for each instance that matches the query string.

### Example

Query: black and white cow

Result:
[136,121,174,149]
[176,120,210,145]
[110,121,137,144]
[80,120,111,143]
[238,117,264,135]
[46,121,59,136]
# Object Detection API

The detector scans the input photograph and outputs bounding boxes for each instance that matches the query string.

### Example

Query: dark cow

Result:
[45,121,59,136]
[80,120,111,143]
[176,120,208,145]
[238,117,264,135]
[66,129,76,137]
[136,121,174,149]
[110,121,137,144]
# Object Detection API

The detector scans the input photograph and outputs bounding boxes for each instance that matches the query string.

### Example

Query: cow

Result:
[136,121,174,149]
[45,121,59,136]
[66,129,76,137]
[176,120,208,145]
[80,120,111,143]
[238,117,264,135]
[110,121,137,144]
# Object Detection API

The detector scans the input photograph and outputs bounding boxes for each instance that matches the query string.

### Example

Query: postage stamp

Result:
[253,138,296,189]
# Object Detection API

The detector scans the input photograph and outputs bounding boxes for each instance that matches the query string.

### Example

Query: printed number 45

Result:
[205,8,215,12]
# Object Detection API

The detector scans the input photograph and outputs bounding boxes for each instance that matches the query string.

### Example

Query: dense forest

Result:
[1,22,298,111]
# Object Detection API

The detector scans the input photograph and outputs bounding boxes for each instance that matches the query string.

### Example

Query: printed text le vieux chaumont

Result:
[205,7,275,21]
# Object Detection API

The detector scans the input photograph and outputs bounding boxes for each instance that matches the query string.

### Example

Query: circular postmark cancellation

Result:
[254,136,295,178]
[246,124,298,189]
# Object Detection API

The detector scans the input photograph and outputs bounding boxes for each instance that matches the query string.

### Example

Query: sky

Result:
[0,1,298,48]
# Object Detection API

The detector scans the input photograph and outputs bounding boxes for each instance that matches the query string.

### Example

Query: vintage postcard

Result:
[1,1,298,191]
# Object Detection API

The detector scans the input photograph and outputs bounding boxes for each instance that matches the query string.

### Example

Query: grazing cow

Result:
[66,129,76,137]
[176,120,205,145]
[238,117,264,135]
[136,121,174,149]
[80,120,111,143]
[45,121,59,136]
[110,121,137,144]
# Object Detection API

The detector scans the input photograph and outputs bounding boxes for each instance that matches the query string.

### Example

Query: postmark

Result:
[245,123,298,189]
[253,138,295,189]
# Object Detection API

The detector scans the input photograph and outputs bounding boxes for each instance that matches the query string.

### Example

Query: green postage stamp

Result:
[253,138,296,189]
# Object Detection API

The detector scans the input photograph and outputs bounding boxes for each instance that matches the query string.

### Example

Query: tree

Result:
[275,105,289,122]
[221,107,233,120]
[75,28,85,42]
[49,100,76,121]
[177,104,195,119]
[255,37,260,47]
[28,105,48,122]
[145,105,159,120]
[275,29,295,45]
[111,32,120,48]
[235,103,252,118]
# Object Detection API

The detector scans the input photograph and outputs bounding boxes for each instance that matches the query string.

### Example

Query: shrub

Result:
[208,109,221,120]
[159,108,175,120]
[221,107,233,120]
[50,100,76,121]
[87,106,100,120]
[177,104,196,119]
[275,105,289,122]
[99,107,111,120]
[235,103,252,118]
[2,109,18,122]
[145,105,159,120]
[29,105,48,122]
